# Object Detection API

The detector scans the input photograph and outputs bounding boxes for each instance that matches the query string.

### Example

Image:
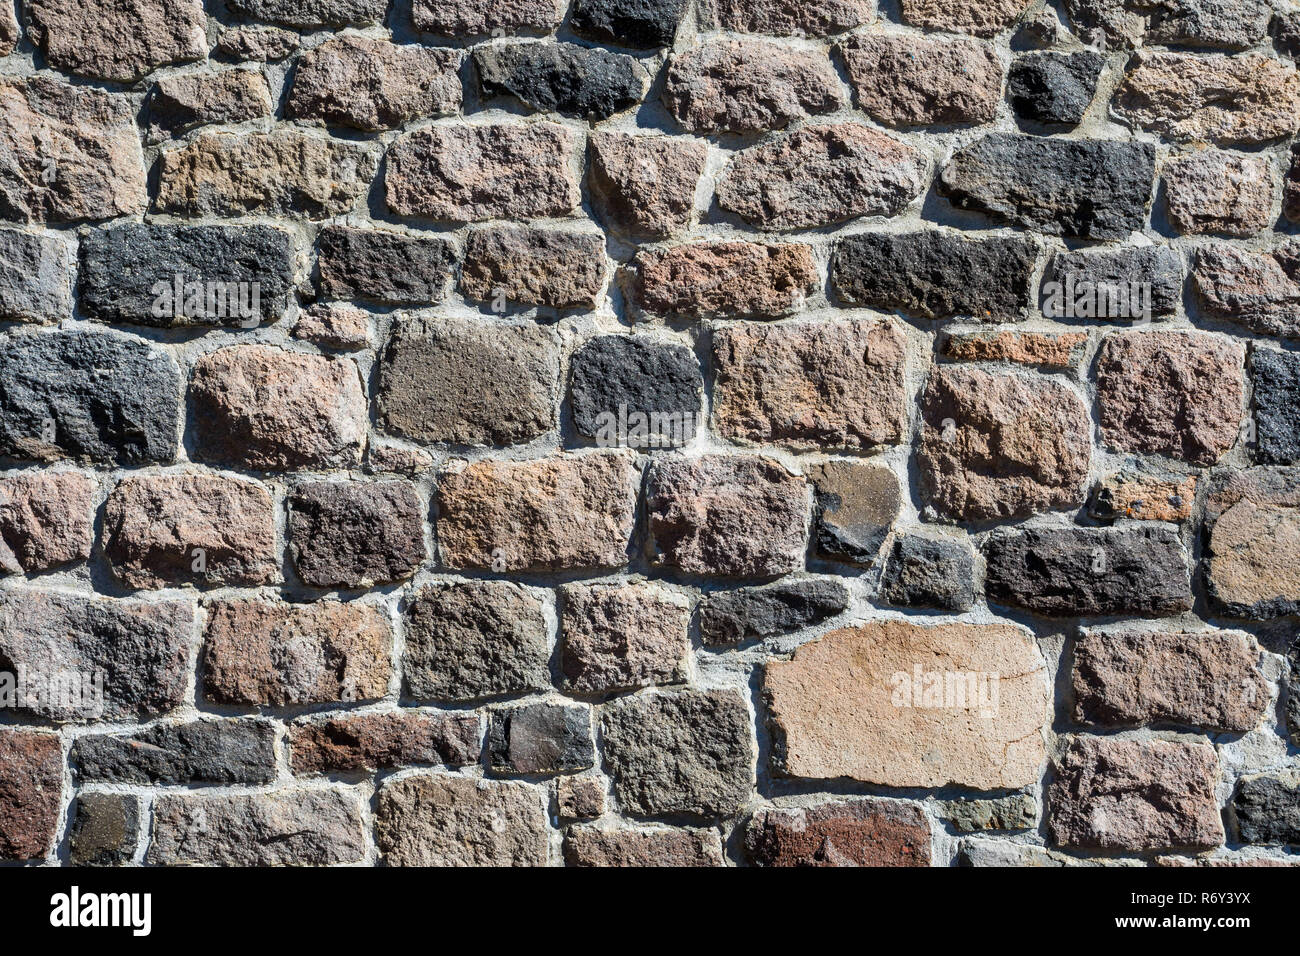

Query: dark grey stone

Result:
[569,335,702,447]
[1251,348,1300,464]
[474,42,648,120]
[1042,246,1183,320]
[1288,640,1299,747]
[72,720,277,785]
[698,578,849,647]
[880,536,976,612]
[225,0,389,28]
[1009,52,1105,127]
[288,480,426,588]
[1234,773,1300,846]
[0,229,73,323]
[1273,10,1300,58]
[69,793,139,866]
[488,702,594,774]
[570,0,687,48]
[317,225,456,305]
[1064,0,1271,50]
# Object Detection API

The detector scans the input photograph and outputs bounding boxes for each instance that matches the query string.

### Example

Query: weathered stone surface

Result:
[588,133,706,238]
[1285,145,1300,222]
[561,582,690,694]
[1008,52,1104,126]
[156,131,375,219]
[0,731,62,860]
[662,39,844,135]
[698,578,849,647]
[28,0,205,81]
[80,223,295,327]
[72,719,276,785]
[833,231,1037,321]
[1012,7,1061,48]
[290,712,480,774]
[841,35,1003,128]
[0,590,192,721]
[214,24,299,61]
[704,0,874,35]
[1274,9,1300,57]
[646,455,807,578]
[1043,245,1183,320]
[476,41,648,120]
[150,789,366,865]
[226,0,388,27]
[940,134,1154,239]
[289,36,461,131]
[190,345,367,471]
[0,472,94,575]
[1253,349,1300,464]
[69,793,138,866]
[572,0,687,47]
[0,4,15,56]
[413,0,563,35]
[1048,737,1224,851]
[1073,629,1267,732]
[438,455,636,572]
[569,335,702,447]
[879,536,976,612]
[557,777,606,820]
[957,839,1097,866]
[1234,773,1300,846]
[565,825,723,866]
[403,580,550,701]
[1165,149,1274,237]
[461,226,606,309]
[746,800,932,867]
[984,526,1194,617]
[293,304,370,351]
[602,689,753,818]
[809,461,900,565]
[942,793,1037,832]
[1063,0,1271,50]
[378,317,558,449]
[318,226,455,305]
[634,241,817,319]
[488,701,594,774]
[1096,331,1244,465]
[1113,53,1300,146]
[104,473,277,590]
[718,125,926,230]
[0,231,73,323]
[366,443,433,477]
[917,367,1091,522]
[147,70,274,140]
[386,123,578,222]
[1204,467,1300,618]
[0,78,146,223]
[202,599,392,707]
[942,330,1088,369]
[288,480,426,588]
[766,621,1048,789]
[1193,244,1300,338]
[375,774,548,866]
[900,0,1031,36]
[1089,473,1198,523]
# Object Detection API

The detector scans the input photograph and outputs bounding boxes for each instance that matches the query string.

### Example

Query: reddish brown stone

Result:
[900,0,1032,36]
[841,34,1004,127]
[1193,243,1300,338]
[293,304,370,351]
[941,330,1088,369]
[588,132,706,239]
[461,226,606,310]
[0,471,94,574]
[634,241,818,320]
[290,712,480,774]
[1090,473,1198,523]
[28,0,206,82]
[746,799,932,867]
[1165,148,1274,236]
[412,0,565,35]
[565,825,724,866]
[557,776,606,819]
[561,581,690,693]
[0,731,63,860]
[0,4,15,56]
[703,0,875,36]
[147,70,274,141]
[1204,467,1300,618]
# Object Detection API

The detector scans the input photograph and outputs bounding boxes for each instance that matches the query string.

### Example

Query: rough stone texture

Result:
[766,621,1048,789]
[1064,0,1272,50]
[634,241,818,319]
[461,226,606,309]
[147,70,275,141]
[72,719,277,785]
[588,132,707,238]
[149,789,366,866]
[833,231,1037,321]
[1165,149,1273,237]
[1284,145,1300,223]
[1252,349,1300,464]
[1089,473,1198,523]
[646,455,807,578]
[1072,629,1267,732]
[0,590,192,721]
[374,774,548,866]
[879,536,976,612]
[984,527,1194,617]
[809,461,900,566]
[437,455,636,572]
[561,581,690,693]
[413,0,564,35]
[746,800,932,867]
[1193,243,1300,338]
[916,367,1092,522]
[1113,53,1300,146]
[572,0,688,47]
[557,777,606,820]
[565,825,723,866]
[476,42,648,120]
[0,4,15,56]
[0,731,62,860]
[941,330,1088,369]
[1008,52,1105,127]
[226,0,388,27]
[0,230,73,323]
[288,36,461,132]
[103,473,278,590]
[488,702,594,774]
[942,794,1037,833]
[403,580,550,701]
[28,0,205,82]
[1095,331,1244,466]
[940,134,1154,239]
[1203,467,1300,618]
[202,599,392,707]
[318,226,455,306]
[290,712,481,774]
[697,578,850,647]
[662,39,845,135]
[1274,9,1300,57]
[215,25,299,61]
[385,123,579,222]
[569,335,703,447]
[900,0,1031,37]
[717,124,927,231]
[294,304,370,351]
[156,130,375,219]
[1234,774,1300,846]
[69,793,139,866]
[1048,737,1224,851]
[703,0,875,36]
[1043,245,1184,319]
[80,223,295,328]
[288,480,426,588]
[190,345,367,472]
[0,77,147,223]
[841,35,1004,128]
[602,689,754,818]
[0,471,94,575]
